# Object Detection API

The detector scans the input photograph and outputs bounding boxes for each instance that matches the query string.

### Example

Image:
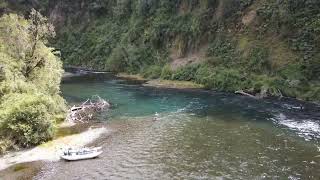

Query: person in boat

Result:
[62,148,73,156]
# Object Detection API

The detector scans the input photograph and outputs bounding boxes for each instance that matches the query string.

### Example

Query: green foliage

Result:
[251,75,284,97]
[0,139,13,154]
[171,64,199,81]
[141,65,162,79]
[245,47,271,74]
[0,94,56,147]
[51,0,320,102]
[105,47,127,72]
[278,63,304,81]
[194,65,213,85]
[25,9,56,78]
[0,12,66,152]
[198,67,250,91]
[207,36,239,67]
[160,64,173,79]
[303,84,320,101]
[304,54,320,81]
[257,0,320,73]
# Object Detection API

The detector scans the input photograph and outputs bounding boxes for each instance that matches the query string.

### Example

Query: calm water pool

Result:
[38,72,320,179]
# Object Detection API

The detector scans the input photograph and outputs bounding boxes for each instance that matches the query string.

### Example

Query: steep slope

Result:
[5,0,319,101]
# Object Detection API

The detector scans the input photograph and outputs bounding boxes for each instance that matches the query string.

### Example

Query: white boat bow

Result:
[61,147,103,161]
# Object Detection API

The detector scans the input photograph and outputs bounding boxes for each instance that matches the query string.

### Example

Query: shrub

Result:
[141,65,162,79]
[0,93,56,147]
[206,36,239,67]
[171,64,199,81]
[300,83,320,102]
[201,67,251,91]
[105,47,127,72]
[246,47,271,74]
[0,139,14,154]
[160,64,173,80]
[252,75,285,97]
[194,65,213,85]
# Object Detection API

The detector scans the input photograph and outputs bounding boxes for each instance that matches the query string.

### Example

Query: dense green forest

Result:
[0,0,319,153]
[0,9,66,153]
[3,0,320,101]
[51,0,320,101]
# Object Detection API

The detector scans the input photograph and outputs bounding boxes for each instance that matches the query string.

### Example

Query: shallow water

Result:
[39,73,320,179]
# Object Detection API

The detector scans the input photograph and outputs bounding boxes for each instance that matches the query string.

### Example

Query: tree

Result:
[25,8,55,78]
[0,12,66,152]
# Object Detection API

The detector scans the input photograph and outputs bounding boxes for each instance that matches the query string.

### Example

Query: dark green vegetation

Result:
[47,0,319,102]
[0,0,319,153]
[0,10,66,153]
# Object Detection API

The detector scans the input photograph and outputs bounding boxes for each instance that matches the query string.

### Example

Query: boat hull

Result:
[61,151,103,161]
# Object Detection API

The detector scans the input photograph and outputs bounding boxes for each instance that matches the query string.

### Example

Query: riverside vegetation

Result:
[0,9,66,153]
[49,0,319,102]
[3,0,320,101]
[0,0,319,152]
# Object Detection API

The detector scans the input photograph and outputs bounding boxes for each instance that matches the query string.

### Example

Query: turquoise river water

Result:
[37,71,320,179]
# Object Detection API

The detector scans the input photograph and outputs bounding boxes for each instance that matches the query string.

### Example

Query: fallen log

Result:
[235,90,260,99]
[66,96,110,123]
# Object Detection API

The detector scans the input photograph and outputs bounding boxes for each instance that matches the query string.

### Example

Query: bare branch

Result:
[66,96,110,123]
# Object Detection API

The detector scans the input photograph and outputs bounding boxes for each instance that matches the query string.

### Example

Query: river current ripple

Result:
[36,73,320,179]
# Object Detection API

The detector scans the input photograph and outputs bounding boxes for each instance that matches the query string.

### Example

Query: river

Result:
[36,72,320,179]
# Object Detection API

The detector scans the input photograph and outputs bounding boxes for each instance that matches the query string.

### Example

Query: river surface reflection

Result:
[37,72,320,179]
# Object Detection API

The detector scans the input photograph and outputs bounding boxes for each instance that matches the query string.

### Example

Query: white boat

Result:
[60,147,103,161]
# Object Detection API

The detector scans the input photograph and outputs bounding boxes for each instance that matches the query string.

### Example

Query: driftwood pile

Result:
[66,96,110,123]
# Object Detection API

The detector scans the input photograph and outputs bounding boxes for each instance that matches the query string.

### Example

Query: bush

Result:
[171,64,199,81]
[303,84,320,102]
[246,47,271,74]
[0,139,14,154]
[194,65,213,85]
[160,64,173,80]
[141,65,162,79]
[206,36,239,67]
[200,67,251,91]
[252,75,285,97]
[105,47,127,72]
[0,93,56,147]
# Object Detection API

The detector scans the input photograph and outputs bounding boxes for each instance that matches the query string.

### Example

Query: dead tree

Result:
[66,96,110,123]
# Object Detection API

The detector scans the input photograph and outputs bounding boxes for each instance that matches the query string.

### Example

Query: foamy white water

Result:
[271,113,320,141]
[54,72,320,179]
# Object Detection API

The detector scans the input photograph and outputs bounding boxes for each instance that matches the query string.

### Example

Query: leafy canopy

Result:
[0,10,66,152]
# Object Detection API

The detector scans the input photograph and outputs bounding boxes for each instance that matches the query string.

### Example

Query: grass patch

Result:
[144,79,204,89]
[117,73,147,81]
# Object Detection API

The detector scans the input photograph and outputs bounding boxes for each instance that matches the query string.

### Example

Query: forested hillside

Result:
[49,0,320,101]
[3,0,320,102]
[0,9,66,153]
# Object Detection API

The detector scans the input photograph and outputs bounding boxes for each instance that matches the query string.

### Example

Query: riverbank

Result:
[16,70,320,179]
[117,73,204,89]
[116,73,320,105]
[0,122,109,176]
